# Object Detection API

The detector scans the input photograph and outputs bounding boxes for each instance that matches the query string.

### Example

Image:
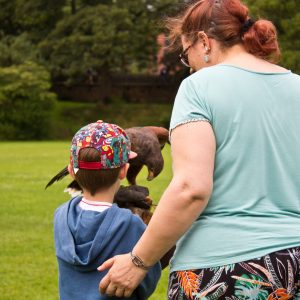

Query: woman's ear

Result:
[119,163,129,180]
[197,31,211,52]
[68,164,75,179]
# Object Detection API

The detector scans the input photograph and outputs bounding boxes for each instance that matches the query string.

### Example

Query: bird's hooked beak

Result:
[147,169,155,181]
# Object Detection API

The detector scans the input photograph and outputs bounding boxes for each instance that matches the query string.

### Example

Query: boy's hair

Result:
[70,120,137,195]
[75,148,121,195]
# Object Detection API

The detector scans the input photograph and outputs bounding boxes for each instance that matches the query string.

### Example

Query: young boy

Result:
[54,120,161,300]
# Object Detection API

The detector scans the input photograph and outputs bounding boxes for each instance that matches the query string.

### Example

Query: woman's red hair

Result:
[166,0,280,63]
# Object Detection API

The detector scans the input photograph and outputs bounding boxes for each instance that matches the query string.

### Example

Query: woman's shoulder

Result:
[186,65,239,84]
[190,62,293,78]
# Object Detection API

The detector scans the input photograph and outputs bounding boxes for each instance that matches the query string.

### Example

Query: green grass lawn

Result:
[0,141,172,299]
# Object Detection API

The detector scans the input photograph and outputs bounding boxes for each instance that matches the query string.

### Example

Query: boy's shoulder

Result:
[54,197,146,231]
[112,205,147,230]
[54,196,82,215]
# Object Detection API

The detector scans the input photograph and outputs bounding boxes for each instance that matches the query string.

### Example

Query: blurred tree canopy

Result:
[245,0,300,74]
[0,0,299,140]
[0,33,40,67]
[0,0,66,40]
[0,62,56,140]
[40,5,135,83]
[39,0,180,83]
[0,0,299,82]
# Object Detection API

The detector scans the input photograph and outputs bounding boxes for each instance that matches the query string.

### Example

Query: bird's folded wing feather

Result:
[45,166,69,189]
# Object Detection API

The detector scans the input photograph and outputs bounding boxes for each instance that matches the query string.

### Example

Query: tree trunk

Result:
[71,0,77,14]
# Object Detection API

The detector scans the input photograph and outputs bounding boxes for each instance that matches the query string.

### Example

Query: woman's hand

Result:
[98,253,148,298]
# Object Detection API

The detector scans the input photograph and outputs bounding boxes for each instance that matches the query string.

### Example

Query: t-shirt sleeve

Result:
[170,77,212,133]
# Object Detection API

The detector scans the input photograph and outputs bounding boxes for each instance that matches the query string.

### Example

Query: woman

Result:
[98,0,300,298]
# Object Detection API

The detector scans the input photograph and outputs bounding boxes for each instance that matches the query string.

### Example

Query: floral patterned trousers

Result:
[168,247,300,300]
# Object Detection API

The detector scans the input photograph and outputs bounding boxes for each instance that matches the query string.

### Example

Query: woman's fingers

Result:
[114,287,125,298]
[98,256,117,294]
[124,288,134,298]
[99,274,110,294]
[99,253,148,297]
[105,284,118,297]
[97,256,115,272]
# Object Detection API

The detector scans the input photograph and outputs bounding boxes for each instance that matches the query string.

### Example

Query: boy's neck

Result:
[82,181,120,204]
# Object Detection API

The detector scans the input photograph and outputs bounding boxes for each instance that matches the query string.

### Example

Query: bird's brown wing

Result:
[143,126,169,147]
[125,127,166,184]
[126,163,143,185]
[113,185,151,210]
[125,127,151,184]
[126,185,149,196]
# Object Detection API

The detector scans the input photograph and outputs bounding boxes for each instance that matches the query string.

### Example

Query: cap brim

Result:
[129,151,137,159]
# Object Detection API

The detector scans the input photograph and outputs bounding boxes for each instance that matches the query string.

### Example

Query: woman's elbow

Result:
[173,176,213,203]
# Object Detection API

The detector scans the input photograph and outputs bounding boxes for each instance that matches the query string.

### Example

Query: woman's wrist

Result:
[131,243,158,268]
[130,252,151,270]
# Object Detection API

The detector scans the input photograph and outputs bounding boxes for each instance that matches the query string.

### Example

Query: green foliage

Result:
[15,0,66,40]
[40,0,180,82]
[0,62,57,140]
[245,0,300,73]
[0,33,40,67]
[40,5,139,82]
[280,11,300,73]
[0,0,19,35]
[1,0,300,82]
[0,0,66,40]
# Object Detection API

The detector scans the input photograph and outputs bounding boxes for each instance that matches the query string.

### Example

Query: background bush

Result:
[0,61,56,140]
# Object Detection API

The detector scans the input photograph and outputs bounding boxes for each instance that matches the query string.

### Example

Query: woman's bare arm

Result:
[99,121,216,297]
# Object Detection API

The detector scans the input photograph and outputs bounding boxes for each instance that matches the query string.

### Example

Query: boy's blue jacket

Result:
[54,196,161,300]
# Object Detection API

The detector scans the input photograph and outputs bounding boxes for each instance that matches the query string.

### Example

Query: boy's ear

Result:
[68,164,76,179]
[119,163,129,180]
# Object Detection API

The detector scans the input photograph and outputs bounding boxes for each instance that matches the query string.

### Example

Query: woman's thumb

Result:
[97,257,115,271]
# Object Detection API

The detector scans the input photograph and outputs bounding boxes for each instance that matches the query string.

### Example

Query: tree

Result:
[0,33,40,67]
[38,0,184,82]
[245,0,300,73]
[39,4,165,83]
[0,0,19,35]
[40,5,133,83]
[0,0,66,41]
[0,62,56,140]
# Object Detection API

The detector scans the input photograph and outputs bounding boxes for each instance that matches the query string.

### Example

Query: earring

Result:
[204,46,210,63]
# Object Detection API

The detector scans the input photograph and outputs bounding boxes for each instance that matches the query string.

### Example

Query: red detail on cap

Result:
[78,161,102,170]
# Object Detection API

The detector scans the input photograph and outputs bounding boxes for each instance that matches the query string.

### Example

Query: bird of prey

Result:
[45,126,174,268]
[125,126,169,185]
[45,126,169,189]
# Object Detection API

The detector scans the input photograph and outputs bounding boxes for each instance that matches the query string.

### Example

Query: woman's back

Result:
[170,64,300,271]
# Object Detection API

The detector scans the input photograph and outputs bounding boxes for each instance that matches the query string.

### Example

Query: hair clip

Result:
[242,18,255,34]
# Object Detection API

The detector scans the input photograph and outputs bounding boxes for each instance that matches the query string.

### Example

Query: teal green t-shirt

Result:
[169,65,300,271]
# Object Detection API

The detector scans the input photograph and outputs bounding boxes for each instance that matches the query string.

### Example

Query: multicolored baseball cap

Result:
[70,120,137,173]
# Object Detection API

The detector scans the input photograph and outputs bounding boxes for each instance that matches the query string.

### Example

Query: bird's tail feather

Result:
[45,166,69,189]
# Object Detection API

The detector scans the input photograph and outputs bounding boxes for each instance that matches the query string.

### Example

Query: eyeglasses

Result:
[179,45,192,68]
